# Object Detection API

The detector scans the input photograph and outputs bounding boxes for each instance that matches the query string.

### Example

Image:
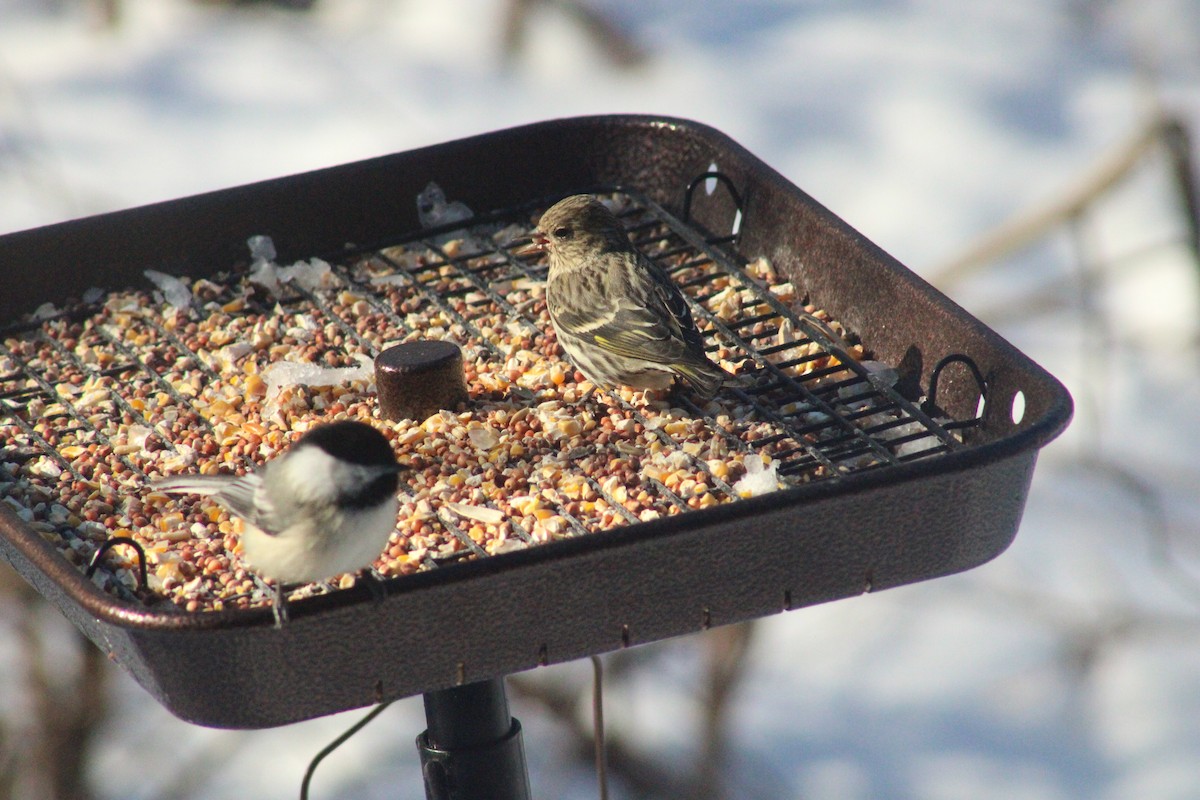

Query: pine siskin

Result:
[525,194,740,399]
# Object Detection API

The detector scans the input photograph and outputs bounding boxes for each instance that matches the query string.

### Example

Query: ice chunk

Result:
[248,235,282,295]
[262,353,373,411]
[246,235,337,296]
[861,360,899,390]
[279,257,336,292]
[492,222,528,247]
[144,270,192,310]
[892,418,959,459]
[734,454,780,498]
[417,181,492,247]
[417,181,473,231]
[249,263,281,296]
[369,273,410,288]
[32,302,57,320]
[125,424,154,449]
[247,235,277,262]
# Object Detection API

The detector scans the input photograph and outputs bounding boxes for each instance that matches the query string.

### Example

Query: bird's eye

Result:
[553,225,572,239]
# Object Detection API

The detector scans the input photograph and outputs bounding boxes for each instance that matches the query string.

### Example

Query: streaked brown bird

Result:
[525,194,740,399]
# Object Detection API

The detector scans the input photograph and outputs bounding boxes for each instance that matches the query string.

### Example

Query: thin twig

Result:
[934,113,1172,287]
[590,656,608,800]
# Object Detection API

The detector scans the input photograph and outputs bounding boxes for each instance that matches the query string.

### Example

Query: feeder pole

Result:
[417,678,532,800]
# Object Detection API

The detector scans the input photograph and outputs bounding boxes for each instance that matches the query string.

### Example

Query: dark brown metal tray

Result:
[0,115,1071,728]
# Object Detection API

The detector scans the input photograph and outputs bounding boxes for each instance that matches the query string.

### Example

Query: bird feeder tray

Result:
[0,116,1071,728]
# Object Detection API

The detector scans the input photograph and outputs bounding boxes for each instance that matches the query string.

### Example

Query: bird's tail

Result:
[676,358,749,400]
[151,475,230,497]
[721,369,757,391]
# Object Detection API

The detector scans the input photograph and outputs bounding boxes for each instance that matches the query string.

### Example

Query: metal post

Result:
[417,678,532,800]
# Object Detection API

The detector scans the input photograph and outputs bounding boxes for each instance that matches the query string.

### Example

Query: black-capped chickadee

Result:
[153,419,405,625]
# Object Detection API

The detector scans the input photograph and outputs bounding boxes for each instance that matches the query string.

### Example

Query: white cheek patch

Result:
[275,445,386,507]
[274,446,341,504]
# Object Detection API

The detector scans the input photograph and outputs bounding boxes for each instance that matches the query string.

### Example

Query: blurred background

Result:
[2,1,1200,798]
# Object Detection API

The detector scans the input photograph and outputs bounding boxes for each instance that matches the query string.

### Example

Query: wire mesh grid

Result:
[0,187,982,611]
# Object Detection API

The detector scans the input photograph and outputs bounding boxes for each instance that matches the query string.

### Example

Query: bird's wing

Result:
[238,474,301,536]
[153,474,237,497]
[154,472,285,535]
[217,475,279,531]
[555,298,678,365]
[556,257,710,368]
[210,473,290,535]
[645,260,712,355]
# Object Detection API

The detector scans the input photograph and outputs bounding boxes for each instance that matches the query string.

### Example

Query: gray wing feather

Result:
[153,472,280,535]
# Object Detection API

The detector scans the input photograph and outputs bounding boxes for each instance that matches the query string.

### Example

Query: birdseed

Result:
[0,192,955,615]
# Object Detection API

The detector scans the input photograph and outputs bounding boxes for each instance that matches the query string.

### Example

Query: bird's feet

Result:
[361,568,389,605]
[271,586,292,628]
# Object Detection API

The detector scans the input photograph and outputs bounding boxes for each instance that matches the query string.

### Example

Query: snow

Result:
[143,268,192,309]
[246,234,339,296]
[261,354,373,415]
[3,0,1200,798]
[416,181,473,231]
[733,454,781,498]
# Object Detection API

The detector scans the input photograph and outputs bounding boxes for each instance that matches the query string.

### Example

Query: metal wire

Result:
[299,701,394,800]
[85,535,148,590]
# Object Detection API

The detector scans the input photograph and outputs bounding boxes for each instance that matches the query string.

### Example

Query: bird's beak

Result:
[514,231,549,257]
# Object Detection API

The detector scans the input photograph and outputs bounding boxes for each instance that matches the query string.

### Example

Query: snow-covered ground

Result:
[3,1,1200,798]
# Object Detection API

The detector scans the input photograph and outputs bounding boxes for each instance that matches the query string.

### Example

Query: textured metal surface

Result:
[0,115,1072,728]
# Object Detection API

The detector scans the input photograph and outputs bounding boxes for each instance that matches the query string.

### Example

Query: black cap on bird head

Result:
[298,420,402,471]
